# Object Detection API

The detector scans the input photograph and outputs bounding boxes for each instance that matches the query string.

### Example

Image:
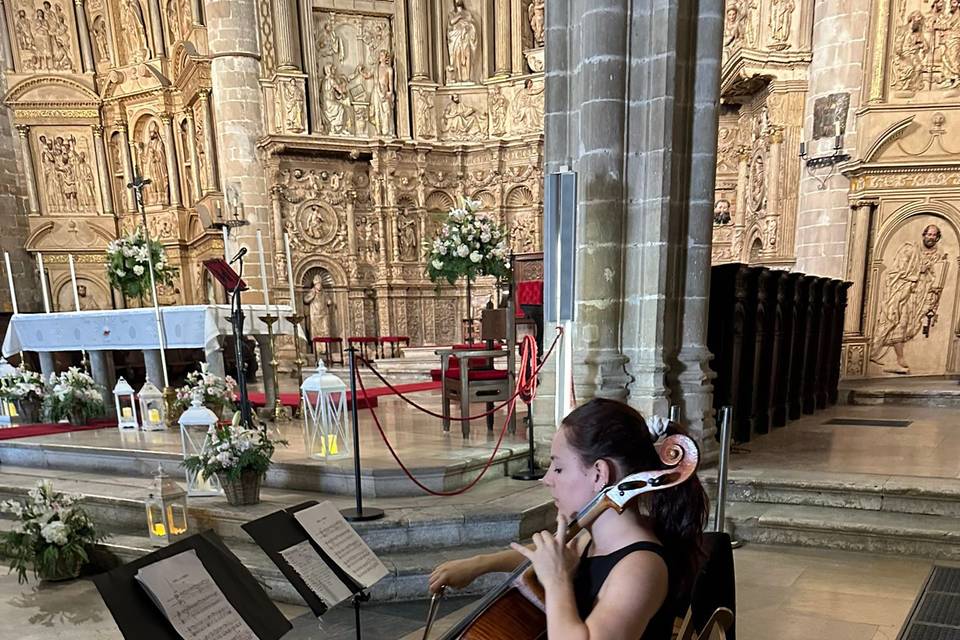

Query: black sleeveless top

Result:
[572,540,674,640]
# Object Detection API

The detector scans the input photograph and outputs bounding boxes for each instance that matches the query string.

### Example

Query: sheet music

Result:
[135,549,258,640]
[279,540,353,607]
[293,502,389,589]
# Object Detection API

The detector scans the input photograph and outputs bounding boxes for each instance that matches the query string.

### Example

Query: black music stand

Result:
[203,258,254,428]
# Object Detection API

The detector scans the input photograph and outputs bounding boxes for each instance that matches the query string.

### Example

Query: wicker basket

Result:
[218,470,263,506]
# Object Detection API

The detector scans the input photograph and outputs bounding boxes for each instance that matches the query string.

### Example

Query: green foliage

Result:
[424,198,512,286]
[106,228,178,300]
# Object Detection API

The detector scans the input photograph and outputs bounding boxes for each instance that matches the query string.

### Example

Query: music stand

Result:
[203,258,249,294]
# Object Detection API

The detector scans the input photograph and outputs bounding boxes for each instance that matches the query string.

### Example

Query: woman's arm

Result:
[428,547,526,594]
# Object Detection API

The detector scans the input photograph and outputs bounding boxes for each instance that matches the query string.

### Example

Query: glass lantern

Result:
[145,466,189,546]
[113,377,139,430]
[0,358,16,427]
[301,362,351,460]
[178,391,223,497]
[138,380,166,432]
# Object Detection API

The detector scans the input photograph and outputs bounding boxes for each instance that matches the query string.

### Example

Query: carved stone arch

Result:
[186,212,205,239]
[862,116,916,164]
[295,255,348,289]
[24,221,55,251]
[874,200,960,259]
[169,40,201,85]
[425,190,455,212]
[53,272,110,311]
[4,76,100,107]
[505,185,533,208]
[471,190,496,210]
[748,236,764,261]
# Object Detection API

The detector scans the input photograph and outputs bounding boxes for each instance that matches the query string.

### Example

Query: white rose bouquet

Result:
[0,369,44,402]
[106,228,177,302]
[0,480,105,583]
[424,198,512,286]
[174,364,237,414]
[42,367,105,424]
[182,414,286,483]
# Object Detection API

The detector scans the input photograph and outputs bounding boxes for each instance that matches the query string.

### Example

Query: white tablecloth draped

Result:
[2,304,299,359]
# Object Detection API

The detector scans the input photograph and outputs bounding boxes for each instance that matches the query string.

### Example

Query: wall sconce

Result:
[799,118,850,191]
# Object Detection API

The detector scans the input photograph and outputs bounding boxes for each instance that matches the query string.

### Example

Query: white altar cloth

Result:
[2,305,299,358]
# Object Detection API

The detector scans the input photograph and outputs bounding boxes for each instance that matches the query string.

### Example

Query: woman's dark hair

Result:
[561,398,709,598]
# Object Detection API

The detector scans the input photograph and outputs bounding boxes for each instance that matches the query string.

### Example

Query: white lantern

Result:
[138,380,166,431]
[145,466,189,546]
[113,377,139,430]
[301,362,351,460]
[0,358,16,427]
[178,392,223,496]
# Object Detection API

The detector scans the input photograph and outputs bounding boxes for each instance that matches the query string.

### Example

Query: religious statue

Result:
[91,16,110,62]
[282,79,305,133]
[714,199,732,225]
[31,6,53,70]
[528,0,545,47]
[871,224,950,373]
[303,274,331,339]
[76,284,99,310]
[321,64,352,135]
[415,90,436,138]
[890,11,928,93]
[397,212,418,262]
[513,79,544,132]
[442,94,484,139]
[14,9,34,60]
[446,0,479,83]
[768,0,794,46]
[49,3,73,70]
[939,0,960,88]
[77,151,96,208]
[373,50,395,136]
[319,19,345,64]
[120,0,150,64]
[359,216,380,261]
[490,86,509,136]
[144,122,169,205]
[748,154,765,211]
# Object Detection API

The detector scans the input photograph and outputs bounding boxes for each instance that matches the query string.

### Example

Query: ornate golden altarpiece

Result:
[0,0,546,347]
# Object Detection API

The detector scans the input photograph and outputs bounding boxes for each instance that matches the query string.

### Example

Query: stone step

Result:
[839,381,960,408]
[0,465,556,553]
[723,502,960,560]
[704,469,960,517]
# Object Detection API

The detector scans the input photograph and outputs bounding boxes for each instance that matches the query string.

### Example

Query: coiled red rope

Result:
[356,327,560,496]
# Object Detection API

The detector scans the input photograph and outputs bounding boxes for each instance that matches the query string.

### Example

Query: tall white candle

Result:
[36,252,50,313]
[222,227,230,264]
[283,232,296,312]
[256,230,271,309]
[68,255,81,312]
[3,252,19,315]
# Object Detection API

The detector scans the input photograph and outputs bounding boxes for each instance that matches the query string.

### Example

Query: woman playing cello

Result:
[429,398,709,640]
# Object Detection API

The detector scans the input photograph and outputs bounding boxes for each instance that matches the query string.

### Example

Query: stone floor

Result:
[0,544,934,639]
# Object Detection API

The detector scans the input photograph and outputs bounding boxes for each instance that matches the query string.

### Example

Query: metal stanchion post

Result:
[340,346,384,522]
[668,404,681,425]
[715,406,742,548]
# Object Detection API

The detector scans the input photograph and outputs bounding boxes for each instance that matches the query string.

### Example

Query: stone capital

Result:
[160,114,172,125]
[113,120,128,133]
[91,124,104,137]
[182,107,195,122]
[74,0,85,7]
[851,198,878,209]
[14,123,29,137]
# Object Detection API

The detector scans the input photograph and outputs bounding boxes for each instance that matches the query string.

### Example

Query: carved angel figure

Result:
[447,0,479,83]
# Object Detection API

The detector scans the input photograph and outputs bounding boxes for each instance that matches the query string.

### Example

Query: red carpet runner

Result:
[0,419,118,441]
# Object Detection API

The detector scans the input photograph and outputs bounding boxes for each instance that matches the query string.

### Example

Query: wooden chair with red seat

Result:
[435,295,517,438]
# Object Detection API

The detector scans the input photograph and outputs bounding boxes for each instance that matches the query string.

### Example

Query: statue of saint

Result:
[282,80,305,133]
[144,121,169,205]
[77,151,96,208]
[512,79,543,132]
[768,0,794,45]
[442,94,483,138]
[321,64,352,135]
[397,213,418,261]
[120,0,150,64]
[890,11,928,93]
[373,50,395,136]
[446,0,479,83]
[871,224,950,373]
[303,274,331,339]
[490,86,509,136]
[528,0,545,47]
[416,90,436,138]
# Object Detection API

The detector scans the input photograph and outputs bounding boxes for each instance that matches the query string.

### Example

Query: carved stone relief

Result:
[489,86,509,136]
[446,0,479,83]
[414,88,437,139]
[868,216,955,376]
[297,201,340,247]
[136,119,169,206]
[528,0,544,48]
[767,0,794,49]
[90,13,111,64]
[512,79,544,133]
[35,128,100,214]
[13,0,77,72]
[441,93,486,140]
[396,209,419,262]
[356,214,381,262]
[280,77,306,134]
[887,0,960,97]
[813,93,850,139]
[118,0,151,64]
[56,277,106,311]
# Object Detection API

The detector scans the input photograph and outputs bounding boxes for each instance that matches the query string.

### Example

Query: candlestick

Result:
[286,312,307,398]
[256,230,271,309]
[834,117,842,138]
[258,312,285,422]
[36,252,50,313]
[4,252,19,315]
[283,232,296,308]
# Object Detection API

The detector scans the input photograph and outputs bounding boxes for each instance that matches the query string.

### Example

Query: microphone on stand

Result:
[230,246,248,264]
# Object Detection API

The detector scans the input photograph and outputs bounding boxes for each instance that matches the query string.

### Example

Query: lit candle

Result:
[9,402,17,417]
[834,117,842,138]
[256,230,271,309]
[68,254,81,312]
[148,408,161,423]
[122,406,133,418]
[3,252,19,315]
[152,522,166,536]
[283,232,296,312]
[36,252,50,313]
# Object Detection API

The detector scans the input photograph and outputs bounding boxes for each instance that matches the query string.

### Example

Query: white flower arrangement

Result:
[174,364,237,413]
[42,367,104,423]
[182,414,286,483]
[0,369,44,402]
[0,480,105,583]
[425,198,511,285]
[106,228,177,301]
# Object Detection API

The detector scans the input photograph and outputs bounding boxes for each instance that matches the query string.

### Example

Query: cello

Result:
[422,433,700,640]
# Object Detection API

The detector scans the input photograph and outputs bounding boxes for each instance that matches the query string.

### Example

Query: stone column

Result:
[116,122,136,212]
[91,125,114,216]
[273,0,299,70]
[408,0,430,80]
[148,0,165,58]
[494,0,511,77]
[844,200,874,335]
[672,0,723,455]
[270,184,284,256]
[74,0,96,72]
[143,349,165,388]
[197,90,219,191]
[161,115,182,206]
[88,350,115,417]
[346,194,357,255]
[15,125,40,215]
[767,130,782,218]
[0,0,15,71]
[39,352,55,378]
[298,0,321,133]
[183,109,203,203]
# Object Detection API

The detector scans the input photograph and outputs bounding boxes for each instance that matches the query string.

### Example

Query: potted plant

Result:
[0,480,106,583]
[106,227,178,305]
[174,364,237,420]
[424,198,511,341]
[182,415,286,506]
[0,368,45,424]
[43,368,105,425]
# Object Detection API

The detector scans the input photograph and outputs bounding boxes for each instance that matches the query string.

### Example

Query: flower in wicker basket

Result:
[182,413,287,506]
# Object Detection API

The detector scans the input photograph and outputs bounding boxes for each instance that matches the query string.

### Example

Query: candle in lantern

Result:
[152,522,166,536]
[149,408,161,423]
[328,434,339,455]
[68,254,81,312]
[3,252,19,315]
[283,232,296,311]
[256,230,271,309]
[36,252,50,313]
[122,407,133,418]
[8,402,17,417]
